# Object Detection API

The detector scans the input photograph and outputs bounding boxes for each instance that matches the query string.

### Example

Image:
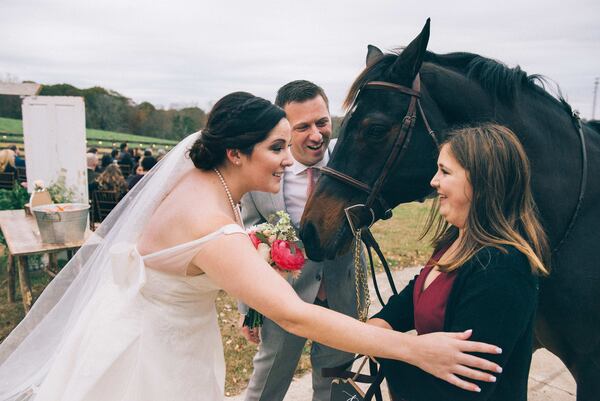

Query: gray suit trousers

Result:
[243,303,355,401]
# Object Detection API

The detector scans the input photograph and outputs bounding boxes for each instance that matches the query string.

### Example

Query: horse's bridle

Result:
[317,72,589,269]
[316,74,440,303]
[319,73,439,232]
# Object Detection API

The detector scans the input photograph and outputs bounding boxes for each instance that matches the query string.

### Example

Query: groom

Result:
[239,80,360,401]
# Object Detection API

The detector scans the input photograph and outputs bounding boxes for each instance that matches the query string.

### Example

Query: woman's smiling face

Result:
[430,144,473,229]
[242,118,293,193]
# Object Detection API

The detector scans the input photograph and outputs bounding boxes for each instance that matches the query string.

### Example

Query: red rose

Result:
[249,232,261,249]
[270,240,305,271]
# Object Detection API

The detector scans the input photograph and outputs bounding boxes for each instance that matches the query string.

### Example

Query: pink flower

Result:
[249,232,261,249]
[270,240,305,272]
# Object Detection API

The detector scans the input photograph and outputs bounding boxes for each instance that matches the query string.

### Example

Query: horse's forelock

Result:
[342,53,398,111]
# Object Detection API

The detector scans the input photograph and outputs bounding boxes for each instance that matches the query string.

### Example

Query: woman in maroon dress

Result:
[369,124,550,401]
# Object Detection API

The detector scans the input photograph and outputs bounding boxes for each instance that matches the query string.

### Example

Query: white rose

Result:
[34,180,45,190]
[257,243,272,264]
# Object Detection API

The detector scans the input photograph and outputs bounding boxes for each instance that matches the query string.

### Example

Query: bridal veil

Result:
[0,132,200,400]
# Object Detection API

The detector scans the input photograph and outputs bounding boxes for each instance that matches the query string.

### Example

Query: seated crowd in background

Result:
[8,145,25,167]
[88,143,160,197]
[100,153,114,171]
[0,141,165,199]
[86,153,99,193]
[87,145,161,224]
[127,153,157,190]
[0,148,17,174]
[89,164,128,197]
[118,142,136,169]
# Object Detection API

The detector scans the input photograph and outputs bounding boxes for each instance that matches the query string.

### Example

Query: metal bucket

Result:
[32,203,90,244]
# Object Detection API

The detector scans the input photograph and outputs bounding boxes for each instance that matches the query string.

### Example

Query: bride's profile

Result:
[0,92,502,401]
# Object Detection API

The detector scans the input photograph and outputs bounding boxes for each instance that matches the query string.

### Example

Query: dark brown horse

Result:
[300,20,600,400]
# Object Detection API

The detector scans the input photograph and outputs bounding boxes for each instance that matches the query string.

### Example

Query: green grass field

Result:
[0,117,178,147]
[0,202,433,395]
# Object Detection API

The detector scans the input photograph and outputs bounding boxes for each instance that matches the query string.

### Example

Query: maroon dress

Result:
[390,249,459,401]
[412,248,458,334]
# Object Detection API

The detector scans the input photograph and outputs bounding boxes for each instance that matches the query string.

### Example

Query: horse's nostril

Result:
[300,221,324,262]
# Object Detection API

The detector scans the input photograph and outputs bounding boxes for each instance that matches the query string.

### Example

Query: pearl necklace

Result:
[213,168,242,225]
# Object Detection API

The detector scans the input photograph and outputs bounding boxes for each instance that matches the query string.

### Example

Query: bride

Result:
[0,92,501,401]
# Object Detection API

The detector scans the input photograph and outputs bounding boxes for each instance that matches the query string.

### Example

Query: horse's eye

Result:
[366,124,389,138]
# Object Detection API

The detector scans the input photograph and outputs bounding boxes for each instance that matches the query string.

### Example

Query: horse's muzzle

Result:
[299,221,325,261]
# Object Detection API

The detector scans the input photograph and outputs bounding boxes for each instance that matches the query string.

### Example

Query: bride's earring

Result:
[228,149,242,166]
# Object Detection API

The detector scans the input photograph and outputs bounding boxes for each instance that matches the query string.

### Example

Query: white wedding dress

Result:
[0,132,248,401]
[33,224,246,401]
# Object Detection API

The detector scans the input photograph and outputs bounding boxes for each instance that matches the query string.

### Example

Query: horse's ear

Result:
[391,18,431,80]
[366,45,384,67]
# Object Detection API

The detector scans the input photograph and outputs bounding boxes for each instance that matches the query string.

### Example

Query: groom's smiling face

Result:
[284,95,332,167]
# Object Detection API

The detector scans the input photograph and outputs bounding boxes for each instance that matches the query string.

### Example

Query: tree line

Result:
[0,84,206,140]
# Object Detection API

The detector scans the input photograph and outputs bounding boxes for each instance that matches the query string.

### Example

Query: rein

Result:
[552,110,588,255]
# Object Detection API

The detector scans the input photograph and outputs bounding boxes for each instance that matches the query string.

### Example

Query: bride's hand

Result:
[411,329,502,392]
[239,315,260,344]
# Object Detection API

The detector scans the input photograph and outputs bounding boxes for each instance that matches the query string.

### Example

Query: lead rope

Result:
[353,229,371,322]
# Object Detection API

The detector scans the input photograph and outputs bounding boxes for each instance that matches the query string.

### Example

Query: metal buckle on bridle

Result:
[344,204,376,237]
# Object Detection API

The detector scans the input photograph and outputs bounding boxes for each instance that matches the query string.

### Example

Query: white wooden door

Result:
[22,96,88,203]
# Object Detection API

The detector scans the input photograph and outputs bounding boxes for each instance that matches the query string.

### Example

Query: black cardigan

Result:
[372,245,538,401]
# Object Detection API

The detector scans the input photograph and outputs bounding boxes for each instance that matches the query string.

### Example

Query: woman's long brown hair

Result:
[422,124,550,276]
[96,164,127,193]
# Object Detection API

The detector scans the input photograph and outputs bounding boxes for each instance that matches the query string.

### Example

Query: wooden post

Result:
[7,253,16,303]
[17,256,32,312]
[48,253,58,273]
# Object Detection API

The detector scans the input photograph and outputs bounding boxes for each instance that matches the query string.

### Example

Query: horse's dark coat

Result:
[301,20,600,400]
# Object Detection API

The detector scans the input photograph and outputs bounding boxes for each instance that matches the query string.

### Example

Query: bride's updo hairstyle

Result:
[189,91,285,170]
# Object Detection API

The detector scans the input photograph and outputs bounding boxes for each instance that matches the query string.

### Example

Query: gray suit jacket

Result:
[239,142,359,319]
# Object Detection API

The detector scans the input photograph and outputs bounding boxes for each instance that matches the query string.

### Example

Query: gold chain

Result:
[353,230,370,322]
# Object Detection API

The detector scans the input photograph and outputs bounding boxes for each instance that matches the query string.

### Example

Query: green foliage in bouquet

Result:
[263,211,303,244]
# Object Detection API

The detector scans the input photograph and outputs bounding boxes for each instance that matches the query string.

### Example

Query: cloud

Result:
[0,0,598,117]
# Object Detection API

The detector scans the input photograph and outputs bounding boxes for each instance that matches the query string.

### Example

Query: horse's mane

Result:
[343,49,569,112]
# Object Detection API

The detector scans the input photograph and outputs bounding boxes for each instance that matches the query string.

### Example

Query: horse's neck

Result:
[425,68,586,247]
[423,69,496,125]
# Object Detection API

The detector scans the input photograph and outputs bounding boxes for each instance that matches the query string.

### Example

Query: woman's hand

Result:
[410,329,502,392]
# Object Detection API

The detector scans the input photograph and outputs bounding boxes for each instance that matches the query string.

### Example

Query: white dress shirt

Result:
[283,151,330,228]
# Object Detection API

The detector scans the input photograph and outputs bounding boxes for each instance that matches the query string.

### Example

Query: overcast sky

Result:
[1,0,599,118]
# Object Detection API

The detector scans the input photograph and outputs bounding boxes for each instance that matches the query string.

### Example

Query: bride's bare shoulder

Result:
[167,170,232,226]
[138,170,235,252]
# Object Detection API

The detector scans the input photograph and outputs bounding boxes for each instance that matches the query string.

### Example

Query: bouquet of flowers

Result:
[243,211,306,328]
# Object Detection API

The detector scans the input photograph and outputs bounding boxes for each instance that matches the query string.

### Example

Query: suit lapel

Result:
[271,189,286,213]
[254,190,285,220]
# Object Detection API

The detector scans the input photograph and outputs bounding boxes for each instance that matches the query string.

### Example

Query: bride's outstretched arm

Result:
[193,231,502,393]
